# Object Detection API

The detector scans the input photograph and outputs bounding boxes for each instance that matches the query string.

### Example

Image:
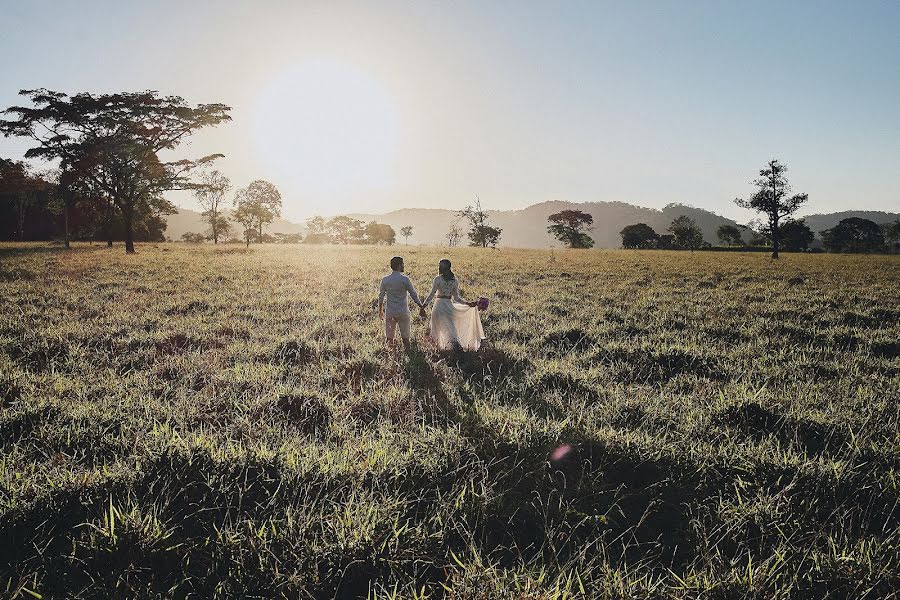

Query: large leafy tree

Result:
[822,217,885,253]
[779,219,815,252]
[365,222,396,245]
[459,197,502,248]
[326,216,366,244]
[0,89,231,253]
[547,209,594,248]
[668,215,704,250]
[233,180,281,243]
[620,223,658,249]
[734,159,808,259]
[716,224,744,247]
[193,169,231,243]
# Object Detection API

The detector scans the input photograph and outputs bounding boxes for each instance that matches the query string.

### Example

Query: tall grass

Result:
[1,243,898,598]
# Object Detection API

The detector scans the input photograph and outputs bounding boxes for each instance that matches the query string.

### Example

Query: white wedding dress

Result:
[423,275,485,351]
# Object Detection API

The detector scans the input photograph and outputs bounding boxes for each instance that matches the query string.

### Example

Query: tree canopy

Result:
[233,180,281,244]
[459,198,502,248]
[716,224,744,247]
[620,223,659,249]
[668,215,704,250]
[0,89,231,252]
[779,219,815,252]
[547,209,594,248]
[822,217,885,253]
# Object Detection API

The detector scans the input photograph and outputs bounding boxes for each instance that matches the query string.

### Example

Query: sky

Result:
[1,0,898,223]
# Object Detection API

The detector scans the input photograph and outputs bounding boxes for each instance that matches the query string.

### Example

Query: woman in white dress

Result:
[421,259,485,351]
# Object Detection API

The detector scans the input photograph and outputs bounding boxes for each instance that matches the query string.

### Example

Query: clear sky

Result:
[1,0,898,222]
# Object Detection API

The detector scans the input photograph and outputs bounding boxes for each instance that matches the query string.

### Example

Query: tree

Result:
[447,223,462,247]
[821,218,885,253]
[193,169,231,244]
[620,223,659,249]
[1,89,231,253]
[883,220,900,253]
[233,180,281,243]
[668,215,704,250]
[231,202,256,247]
[400,225,413,245]
[181,232,206,243]
[365,222,396,245]
[734,159,808,259]
[779,219,814,252]
[716,224,744,247]
[0,158,48,241]
[327,216,366,244]
[459,197,502,248]
[274,232,304,244]
[547,209,594,248]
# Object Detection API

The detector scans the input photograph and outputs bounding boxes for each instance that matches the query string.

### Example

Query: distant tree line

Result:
[300,216,396,245]
[619,159,899,254]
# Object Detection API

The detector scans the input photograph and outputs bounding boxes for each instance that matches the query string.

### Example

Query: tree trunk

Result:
[212,208,218,244]
[124,207,135,254]
[771,216,780,259]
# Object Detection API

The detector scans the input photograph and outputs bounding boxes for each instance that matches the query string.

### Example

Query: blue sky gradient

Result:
[1,1,897,221]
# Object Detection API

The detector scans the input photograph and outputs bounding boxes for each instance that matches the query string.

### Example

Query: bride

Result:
[421,259,485,351]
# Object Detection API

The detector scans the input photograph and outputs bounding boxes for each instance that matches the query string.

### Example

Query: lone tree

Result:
[668,215,704,250]
[822,217,885,253]
[233,180,281,243]
[735,159,808,259]
[193,169,231,243]
[400,225,413,244]
[446,223,462,247]
[459,197,502,248]
[716,224,744,247]
[620,223,659,249]
[231,202,256,247]
[0,89,231,253]
[547,209,594,248]
[779,219,815,252]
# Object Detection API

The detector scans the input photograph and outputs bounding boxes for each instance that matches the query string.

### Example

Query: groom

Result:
[378,256,425,350]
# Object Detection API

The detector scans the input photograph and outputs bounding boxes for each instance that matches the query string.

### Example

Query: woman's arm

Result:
[422,278,439,305]
[453,280,477,307]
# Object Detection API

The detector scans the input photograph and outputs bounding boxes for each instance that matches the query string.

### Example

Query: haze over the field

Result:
[1,1,898,222]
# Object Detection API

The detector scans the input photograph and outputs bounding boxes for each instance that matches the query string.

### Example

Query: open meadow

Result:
[1,243,899,599]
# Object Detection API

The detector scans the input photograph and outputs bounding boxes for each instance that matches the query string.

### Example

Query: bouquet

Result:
[476,297,489,311]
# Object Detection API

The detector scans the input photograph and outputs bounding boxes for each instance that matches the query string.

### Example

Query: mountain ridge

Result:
[164,201,899,248]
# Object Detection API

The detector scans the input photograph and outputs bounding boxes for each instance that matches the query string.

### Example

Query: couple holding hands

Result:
[378,256,487,351]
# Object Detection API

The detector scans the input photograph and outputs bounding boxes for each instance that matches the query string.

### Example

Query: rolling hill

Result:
[163,201,899,248]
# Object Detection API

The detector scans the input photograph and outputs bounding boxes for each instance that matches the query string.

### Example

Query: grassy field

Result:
[1,243,898,599]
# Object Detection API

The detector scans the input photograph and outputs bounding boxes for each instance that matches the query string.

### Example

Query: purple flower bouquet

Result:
[476,297,489,311]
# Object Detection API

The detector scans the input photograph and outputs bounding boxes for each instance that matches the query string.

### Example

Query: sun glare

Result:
[253,59,400,210]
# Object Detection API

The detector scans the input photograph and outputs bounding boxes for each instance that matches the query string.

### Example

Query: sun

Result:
[253,59,400,210]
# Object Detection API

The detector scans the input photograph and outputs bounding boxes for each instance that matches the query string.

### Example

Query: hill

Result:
[163,201,900,247]
[799,210,900,234]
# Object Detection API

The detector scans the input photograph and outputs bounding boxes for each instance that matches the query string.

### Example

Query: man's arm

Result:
[378,279,386,317]
[406,278,423,307]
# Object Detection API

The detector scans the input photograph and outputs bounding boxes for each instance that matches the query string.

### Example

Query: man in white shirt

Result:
[378,256,425,349]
